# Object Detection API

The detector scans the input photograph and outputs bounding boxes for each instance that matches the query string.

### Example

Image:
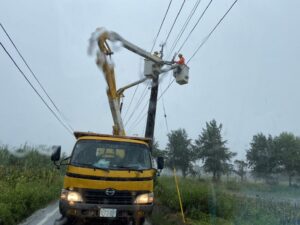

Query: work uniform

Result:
[176,56,185,65]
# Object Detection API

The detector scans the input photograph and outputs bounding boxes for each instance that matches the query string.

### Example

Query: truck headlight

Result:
[67,191,83,202]
[60,189,83,202]
[134,192,154,204]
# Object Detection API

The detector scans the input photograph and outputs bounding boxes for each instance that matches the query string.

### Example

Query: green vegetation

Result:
[233,160,247,182]
[165,129,195,177]
[155,120,237,180]
[194,120,236,181]
[156,119,300,186]
[247,132,300,186]
[154,120,300,224]
[0,145,63,225]
[152,177,300,225]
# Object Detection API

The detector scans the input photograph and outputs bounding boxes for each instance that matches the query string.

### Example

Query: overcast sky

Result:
[1,0,300,158]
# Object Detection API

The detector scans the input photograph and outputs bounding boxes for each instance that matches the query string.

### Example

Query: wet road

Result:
[19,201,61,225]
[19,201,151,225]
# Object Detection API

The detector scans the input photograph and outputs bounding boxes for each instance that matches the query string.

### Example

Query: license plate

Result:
[99,208,117,218]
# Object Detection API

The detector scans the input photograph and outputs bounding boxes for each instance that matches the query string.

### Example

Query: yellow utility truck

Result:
[51,28,188,224]
[51,132,163,225]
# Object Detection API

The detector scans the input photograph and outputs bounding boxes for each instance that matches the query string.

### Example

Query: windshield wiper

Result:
[115,166,144,173]
[72,162,110,172]
[93,165,110,172]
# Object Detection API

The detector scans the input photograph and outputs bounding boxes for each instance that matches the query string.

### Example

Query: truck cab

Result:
[51,132,164,225]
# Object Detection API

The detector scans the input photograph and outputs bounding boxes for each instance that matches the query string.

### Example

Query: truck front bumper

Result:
[59,200,153,219]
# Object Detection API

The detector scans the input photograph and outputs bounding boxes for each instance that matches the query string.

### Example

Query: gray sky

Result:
[1,0,300,159]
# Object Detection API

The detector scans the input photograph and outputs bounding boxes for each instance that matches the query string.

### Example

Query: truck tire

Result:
[133,217,145,225]
[65,217,76,225]
[54,216,76,225]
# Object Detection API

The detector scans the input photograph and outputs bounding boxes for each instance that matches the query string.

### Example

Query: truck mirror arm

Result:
[53,156,71,169]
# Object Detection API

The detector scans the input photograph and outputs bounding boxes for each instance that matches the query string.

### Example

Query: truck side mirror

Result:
[51,146,61,162]
[157,157,164,170]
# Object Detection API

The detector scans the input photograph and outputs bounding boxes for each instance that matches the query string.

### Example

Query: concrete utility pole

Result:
[145,44,165,150]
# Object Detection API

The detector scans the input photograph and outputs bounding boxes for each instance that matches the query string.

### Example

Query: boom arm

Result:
[108,32,168,64]
[91,28,184,137]
[91,28,171,136]
[92,31,124,136]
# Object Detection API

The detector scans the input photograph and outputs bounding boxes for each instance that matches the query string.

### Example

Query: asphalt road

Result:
[19,201,151,225]
[19,201,61,225]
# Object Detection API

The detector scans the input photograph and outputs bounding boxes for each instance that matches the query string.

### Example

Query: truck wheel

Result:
[65,217,76,225]
[54,216,75,225]
[133,217,145,225]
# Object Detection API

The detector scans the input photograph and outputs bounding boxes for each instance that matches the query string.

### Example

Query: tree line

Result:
[247,132,300,186]
[154,119,300,185]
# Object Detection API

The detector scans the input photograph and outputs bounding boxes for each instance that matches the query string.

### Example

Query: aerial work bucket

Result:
[173,65,189,85]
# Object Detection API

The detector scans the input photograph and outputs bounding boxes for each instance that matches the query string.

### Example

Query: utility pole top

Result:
[159,42,166,60]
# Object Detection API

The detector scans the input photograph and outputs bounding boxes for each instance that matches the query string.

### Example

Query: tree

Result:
[274,132,300,186]
[166,129,194,177]
[246,133,279,183]
[195,119,236,181]
[152,141,168,158]
[234,160,247,182]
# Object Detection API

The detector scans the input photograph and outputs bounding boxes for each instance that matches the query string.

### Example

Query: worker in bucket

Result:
[175,53,185,65]
[172,53,185,75]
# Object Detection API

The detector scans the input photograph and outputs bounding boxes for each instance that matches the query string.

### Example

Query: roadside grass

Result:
[152,176,300,225]
[239,182,300,200]
[150,201,185,225]
[0,145,63,225]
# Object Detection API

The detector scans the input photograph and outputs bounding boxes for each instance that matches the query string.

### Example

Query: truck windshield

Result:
[70,140,151,170]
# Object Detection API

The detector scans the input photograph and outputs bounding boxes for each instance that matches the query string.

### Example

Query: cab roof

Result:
[73,131,152,145]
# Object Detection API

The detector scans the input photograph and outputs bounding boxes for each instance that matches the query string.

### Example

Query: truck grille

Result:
[83,189,142,205]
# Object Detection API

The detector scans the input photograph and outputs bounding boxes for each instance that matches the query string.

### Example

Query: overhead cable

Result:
[164,0,187,45]
[176,0,213,54]
[158,78,175,101]
[123,82,139,120]
[124,84,149,127]
[0,42,74,137]
[127,100,149,133]
[167,0,202,59]
[150,0,173,52]
[129,79,175,132]
[187,0,239,64]
[160,86,170,133]
[123,58,143,120]
[0,23,74,132]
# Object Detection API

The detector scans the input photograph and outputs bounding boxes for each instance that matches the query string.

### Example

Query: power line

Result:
[150,0,173,53]
[187,0,239,64]
[127,99,149,133]
[158,78,175,101]
[160,86,170,133]
[127,109,147,134]
[167,0,202,59]
[0,23,74,132]
[164,0,187,45]
[123,58,143,120]
[0,42,74,137]
[176,0,213,54]
[159,79,176,134]
[124,84,149,127]
[123,82,139,120]
[129,78,175,132]
[166,0,212,86]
